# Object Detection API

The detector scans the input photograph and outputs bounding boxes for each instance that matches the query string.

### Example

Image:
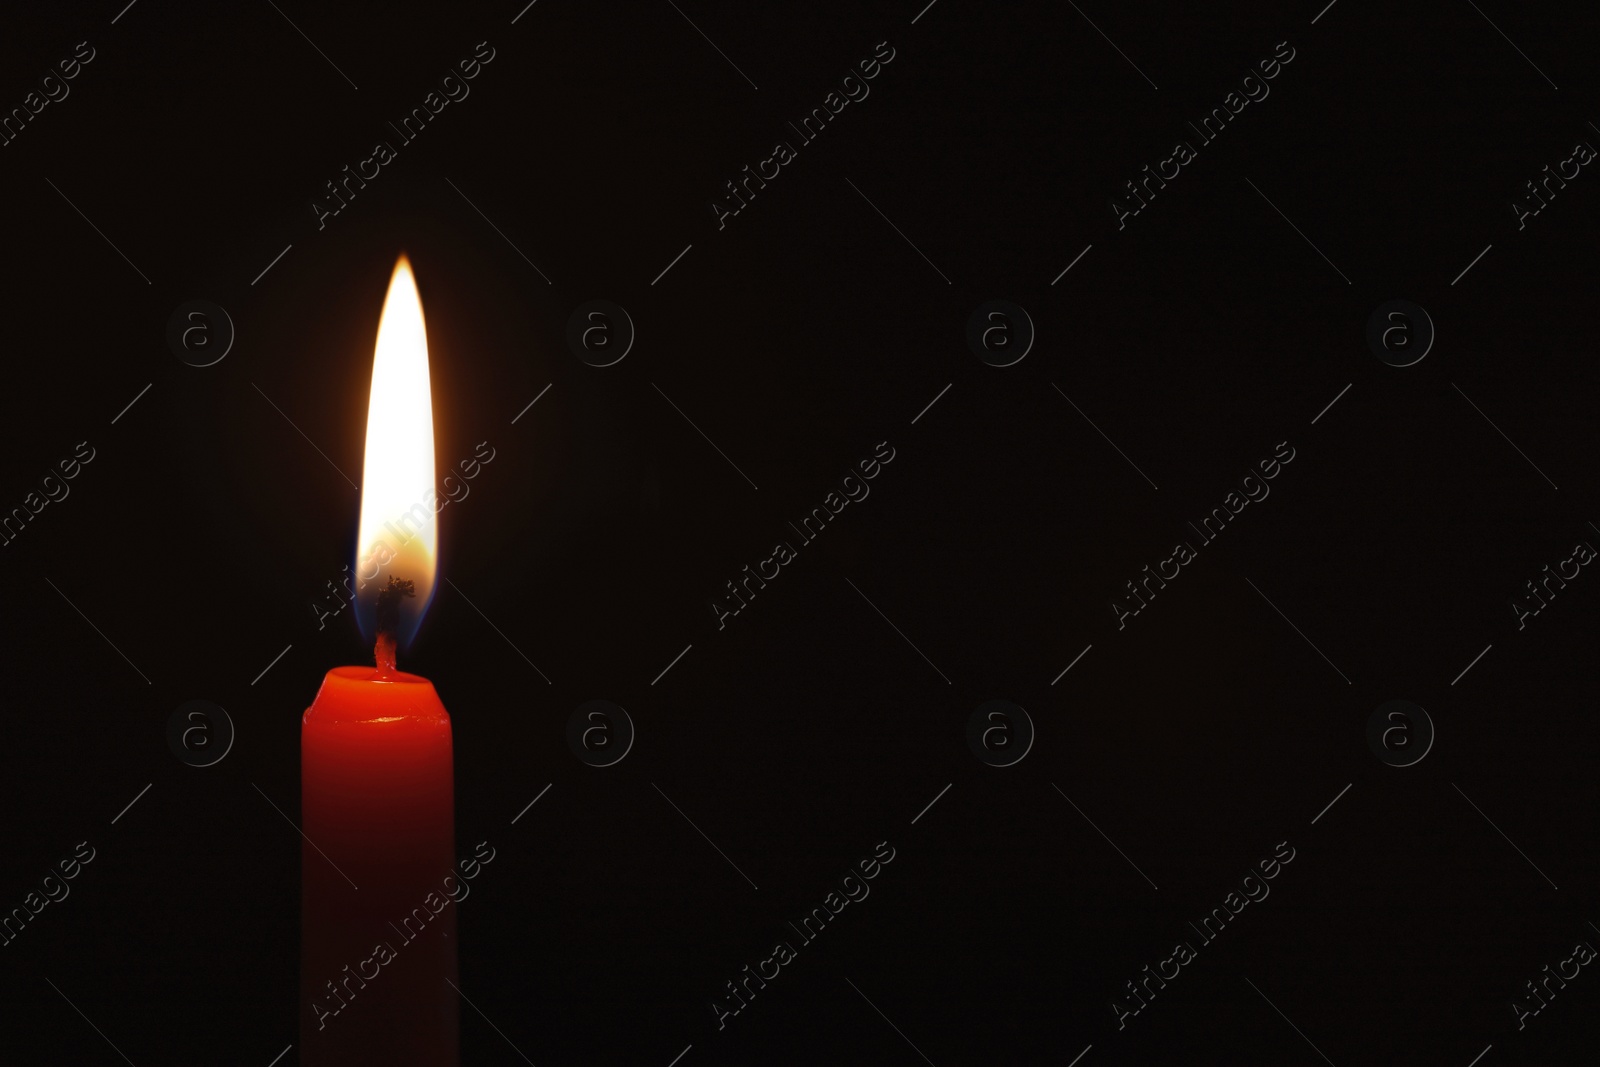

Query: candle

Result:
[300,255,458,1066]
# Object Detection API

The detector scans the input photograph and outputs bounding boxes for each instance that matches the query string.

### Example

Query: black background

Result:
[2,1,1598,1064]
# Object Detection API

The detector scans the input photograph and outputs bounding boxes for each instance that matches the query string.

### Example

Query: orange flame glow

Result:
[353,255,437,653]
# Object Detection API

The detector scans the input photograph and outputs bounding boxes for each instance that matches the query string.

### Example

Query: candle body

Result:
[300,667,458,1066]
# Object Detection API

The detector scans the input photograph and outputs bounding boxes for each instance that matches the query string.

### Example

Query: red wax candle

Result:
[300,667,457,1065]
[299,254,457,1065]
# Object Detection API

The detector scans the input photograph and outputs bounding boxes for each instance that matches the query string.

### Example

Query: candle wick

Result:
[375,634,398,675]
[374,575,415,674]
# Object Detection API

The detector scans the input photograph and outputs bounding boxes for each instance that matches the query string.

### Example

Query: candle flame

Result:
[353,254,437,656]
